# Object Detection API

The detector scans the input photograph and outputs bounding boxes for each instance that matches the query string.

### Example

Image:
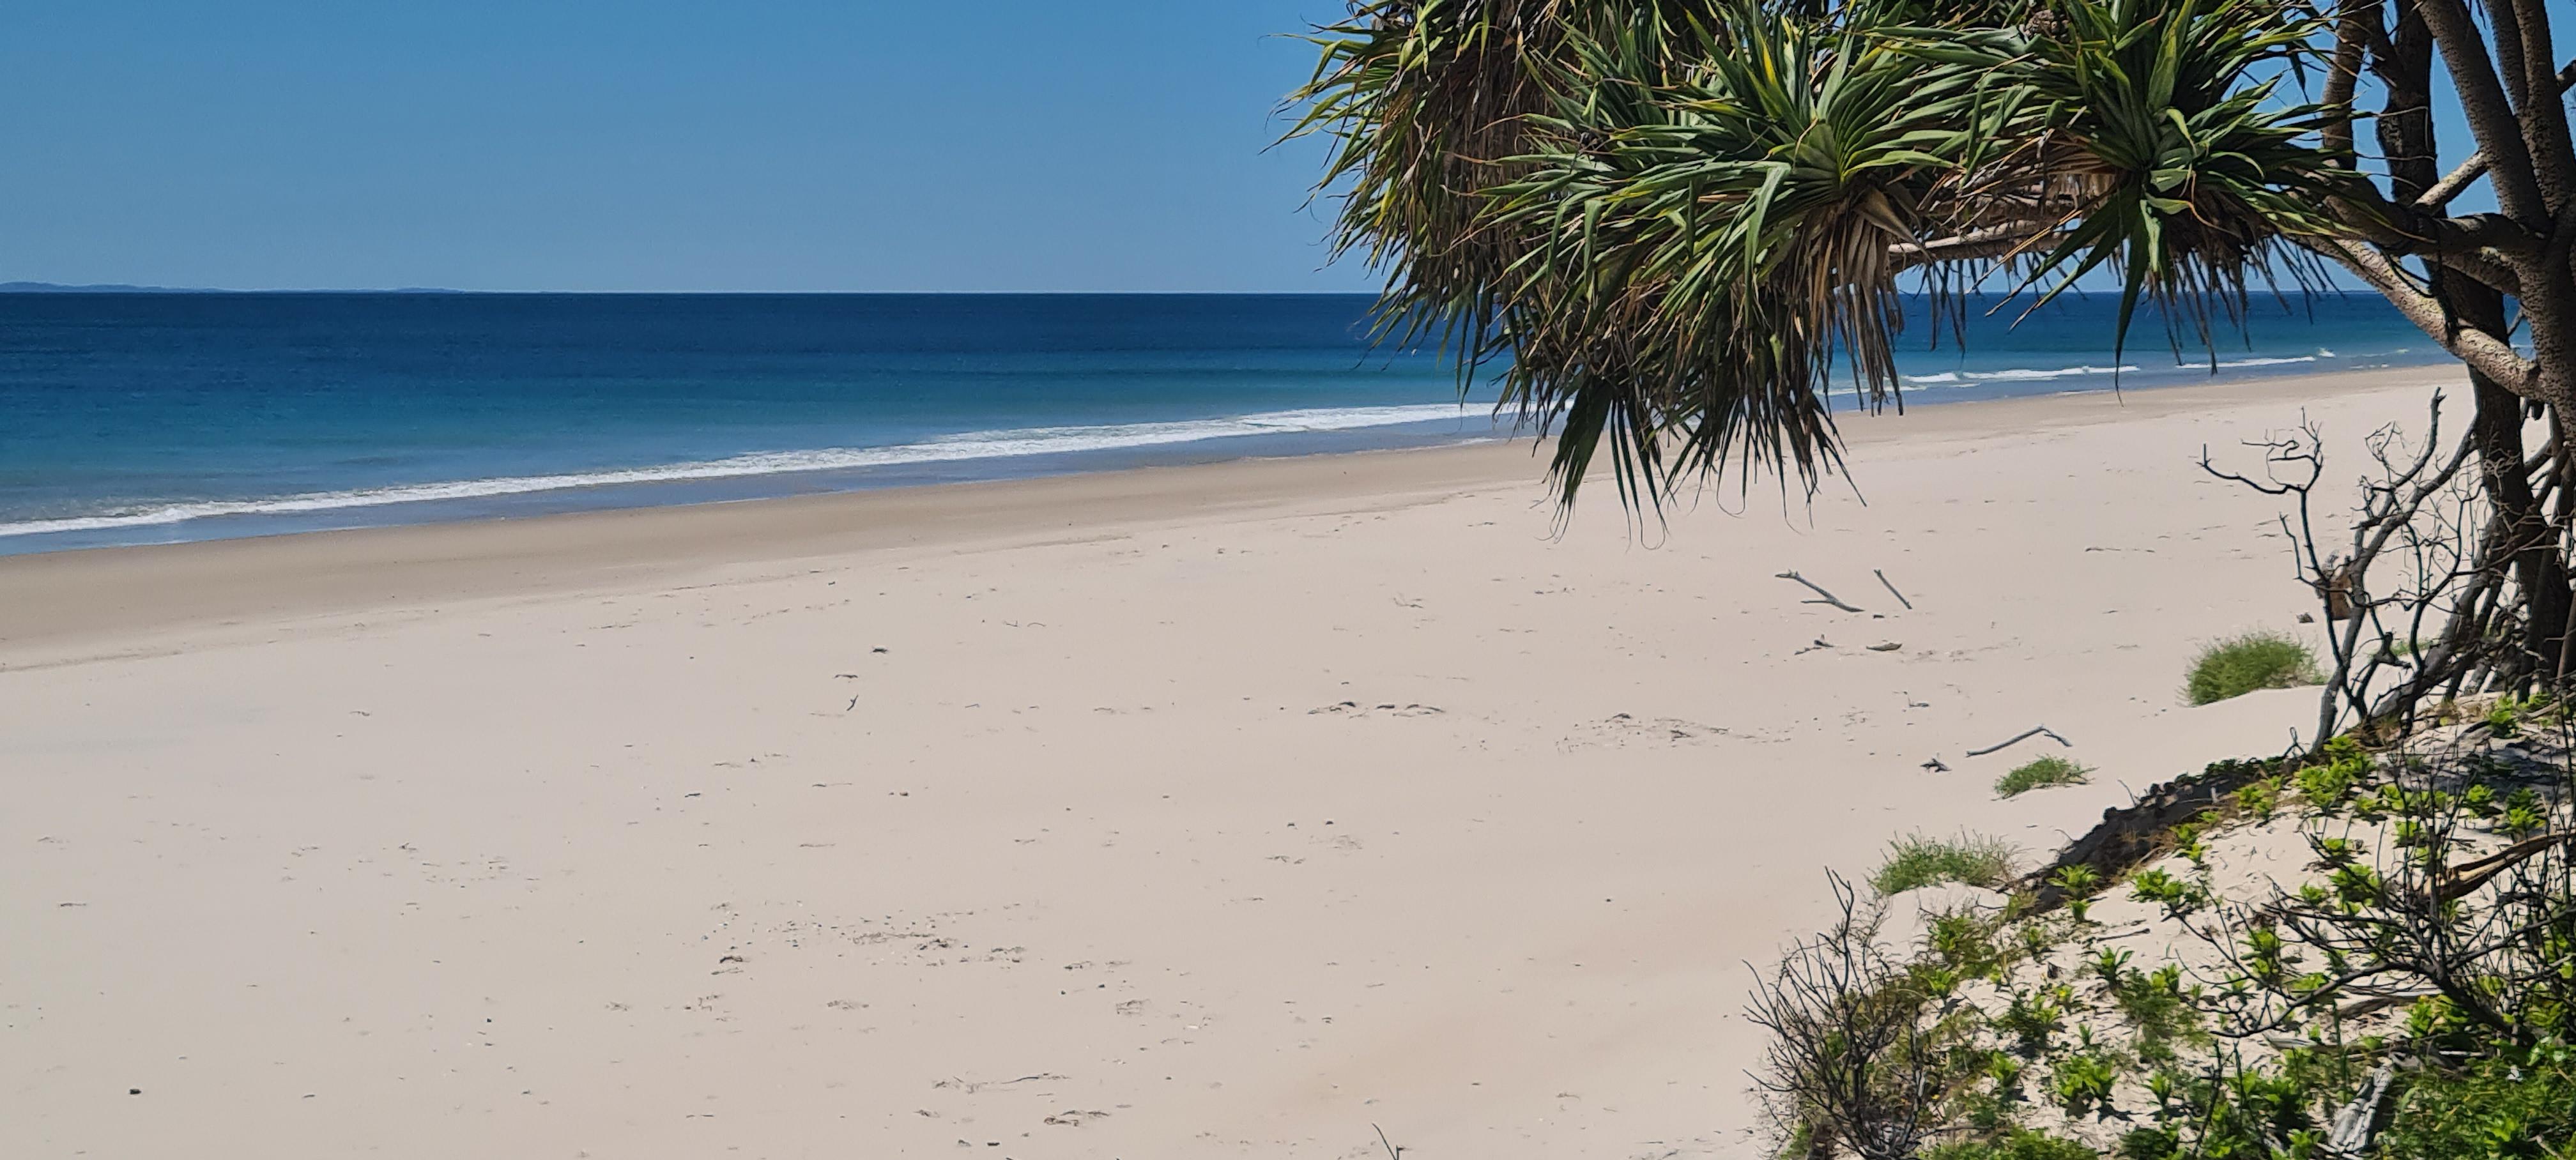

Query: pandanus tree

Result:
[1292,0,2576,724]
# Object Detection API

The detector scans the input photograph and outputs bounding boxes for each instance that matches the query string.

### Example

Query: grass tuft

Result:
[1994,756,2092,798]
[2183,631,2323,705]
[1871,832,2018,895]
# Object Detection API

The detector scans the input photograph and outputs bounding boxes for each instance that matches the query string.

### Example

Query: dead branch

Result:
[1744,873,1940,1160]
[1777,572,1864,613]
[2437,830,2576,902]
[1964,726,2072,758]
[1873,569,1914,611]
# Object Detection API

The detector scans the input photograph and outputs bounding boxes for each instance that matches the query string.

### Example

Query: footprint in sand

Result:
[1558,712,1772,751]
[1306,701,1445,717]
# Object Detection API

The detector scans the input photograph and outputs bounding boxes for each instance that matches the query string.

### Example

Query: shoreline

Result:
[0,363,2456,662]
[0,353,2451,560]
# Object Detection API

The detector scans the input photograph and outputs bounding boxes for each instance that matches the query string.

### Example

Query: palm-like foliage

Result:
[1481,7,2009,500]
[1292,0,2407,502]
[1914,0,2353,347]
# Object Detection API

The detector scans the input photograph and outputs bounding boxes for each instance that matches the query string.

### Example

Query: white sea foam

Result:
[2211,355,2319,369]
[0,403,1480,539]
[1964,363,2142,381]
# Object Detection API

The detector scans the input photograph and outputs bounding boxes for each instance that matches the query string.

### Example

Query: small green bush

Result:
[1995,756,2092,798]
[2183,631,2324,705]
[2117,1127,2181,1160]
[2128,868,2208,918]
[2051,1048,2119,1117]
[1922,1129,2099,1160]
[2110,965,2201,1065]
[1871,832,2018,894]
[2379,1042,2576,1159]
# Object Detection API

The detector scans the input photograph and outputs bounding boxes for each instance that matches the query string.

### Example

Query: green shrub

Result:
[2233,776,2283,824]
[1995,756,2092,798]
[2110,965,2200,1065]
[2128,869,2208,918]
[2293,742,2366,806]
[2380,1041,2576,1158]
[2183,631,2324,705]
[1998,985,2068,1053]
[1922,1130,2098,1160]
[2050,864,2102,923]
[2117,1127,2181,1160]
[1925,910,2009,979]
[1872,832,2018,894]
[2052,1048,2119,1117]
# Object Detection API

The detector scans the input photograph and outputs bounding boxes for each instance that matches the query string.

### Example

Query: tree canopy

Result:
[1290,0,2566,507]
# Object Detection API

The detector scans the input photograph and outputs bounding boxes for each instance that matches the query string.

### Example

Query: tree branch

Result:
[2320,0,2376,164]
[2418,0,2553,225]
[2303,236,2545,397]
[1887,224,2073,268]
[2503,0,2576,209]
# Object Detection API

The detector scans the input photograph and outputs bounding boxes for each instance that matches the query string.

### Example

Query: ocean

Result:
[0,291,2447,554]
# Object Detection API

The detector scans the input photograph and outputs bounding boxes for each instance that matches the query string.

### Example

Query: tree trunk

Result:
[2381,0,2575,689]
[2468,346,2570,683]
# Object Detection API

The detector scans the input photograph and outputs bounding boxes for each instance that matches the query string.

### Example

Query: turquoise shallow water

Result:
[0,291,2448,554]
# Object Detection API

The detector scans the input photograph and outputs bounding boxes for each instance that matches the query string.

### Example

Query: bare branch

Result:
[1964,726,2073,758]
[1778,571,1864,613]
[2300,237,2544,399]
[1873,570,1913,611]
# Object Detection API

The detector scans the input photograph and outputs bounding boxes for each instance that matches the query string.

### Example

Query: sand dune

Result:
[1,368,2446,1157]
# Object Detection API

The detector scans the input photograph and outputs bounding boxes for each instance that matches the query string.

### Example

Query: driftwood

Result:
[1874,569,1914,611]
[1963,726,2072,758]
[2436,830,2576,902]
[1776,572,1864,613]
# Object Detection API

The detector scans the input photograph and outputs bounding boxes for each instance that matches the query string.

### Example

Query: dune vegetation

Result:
[1994,757,2092,799]
[1872,833,2021,895]
[2182,632,2324,706]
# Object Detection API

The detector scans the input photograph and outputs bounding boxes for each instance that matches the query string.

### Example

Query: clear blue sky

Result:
[0,2,1372,293]
[0,3,2545,293]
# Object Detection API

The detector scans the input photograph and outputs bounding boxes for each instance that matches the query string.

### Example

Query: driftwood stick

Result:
[2436,830,2576,902]
[1965,726,2073,758]
[1874,569,1915,610]
[1776,571,1864,613]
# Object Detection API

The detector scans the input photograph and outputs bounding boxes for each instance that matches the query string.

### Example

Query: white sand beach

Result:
[1,369,2449,1158]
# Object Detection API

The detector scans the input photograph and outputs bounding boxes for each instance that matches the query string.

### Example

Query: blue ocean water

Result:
[0,291,2447,554]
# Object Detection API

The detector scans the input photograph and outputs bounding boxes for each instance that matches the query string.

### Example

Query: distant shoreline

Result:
[0,357,2460,559]
[0,363,2458,657]
[0,287,2456,556]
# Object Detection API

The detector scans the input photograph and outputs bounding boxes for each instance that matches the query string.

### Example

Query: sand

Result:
[0,367,2453,1158]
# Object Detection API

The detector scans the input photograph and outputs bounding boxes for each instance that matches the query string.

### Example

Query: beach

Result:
[1,367,2446,1157]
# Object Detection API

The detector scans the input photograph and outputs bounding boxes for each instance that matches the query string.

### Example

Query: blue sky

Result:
[0,3,2549,293]
[0,2,1371,292]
